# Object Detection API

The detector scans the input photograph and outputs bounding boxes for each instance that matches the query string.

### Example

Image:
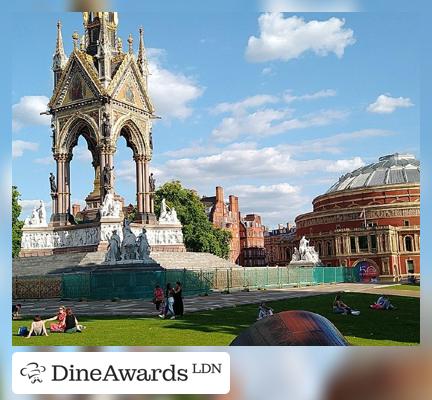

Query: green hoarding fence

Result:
[58,266,358,301]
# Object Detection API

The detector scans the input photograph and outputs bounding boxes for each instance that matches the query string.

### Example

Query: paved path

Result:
[15,283,419,318]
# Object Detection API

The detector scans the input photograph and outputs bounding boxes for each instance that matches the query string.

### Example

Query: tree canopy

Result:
[155,181,231,259]
[12,186,24,258]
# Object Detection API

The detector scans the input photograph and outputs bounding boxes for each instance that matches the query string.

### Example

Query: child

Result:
[153,285,164,311]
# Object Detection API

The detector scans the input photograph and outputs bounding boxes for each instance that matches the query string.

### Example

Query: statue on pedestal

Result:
[290,236,321,266]
[149,173,156,192]
[159,198,181,225]
[121,220,138,260]
[24,201,48,227]
[103,165,114,192]
[137,228,151,259]
[105,229,121,262]
[100,192,122,218]
[49,173,57,195]
[102,111,111,138]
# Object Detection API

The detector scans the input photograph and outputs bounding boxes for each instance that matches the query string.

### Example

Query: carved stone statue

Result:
[137,228,151,259]
[24,200,48,227]
[299,236,309,257]
[149,173,156,192]
[100,192,122,218]
[292,247,300,262]
[121,220,138,260]
[105,229,121,262]
[290,236,321,266]
[49,173,57,194]
[50,122,56,148]
[103,165,114,192]
[102,111,111,137]
[159,198,181,225]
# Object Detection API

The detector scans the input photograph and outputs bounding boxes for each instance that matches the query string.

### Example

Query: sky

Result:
[12,10,420,229]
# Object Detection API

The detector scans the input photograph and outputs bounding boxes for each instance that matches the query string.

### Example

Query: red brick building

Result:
[240,214,266,266]
[266,154,420,282]
[202,187,266,266]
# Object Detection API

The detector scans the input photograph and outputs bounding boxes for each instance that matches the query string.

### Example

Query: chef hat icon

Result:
[20,362,46,384]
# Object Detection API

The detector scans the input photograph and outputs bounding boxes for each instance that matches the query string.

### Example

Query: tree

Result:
[155,181,231,259]
[12,186,24,258]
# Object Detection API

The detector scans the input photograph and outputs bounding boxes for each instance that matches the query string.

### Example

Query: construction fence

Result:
[13,266,358,300]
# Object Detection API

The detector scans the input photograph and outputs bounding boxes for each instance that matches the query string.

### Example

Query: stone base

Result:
[134,212,157,225]
[50,213,76,226]
[288,261,317,267]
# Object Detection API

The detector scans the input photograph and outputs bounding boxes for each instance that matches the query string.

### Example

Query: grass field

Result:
[12,293,419,346]
[384,284,420,292]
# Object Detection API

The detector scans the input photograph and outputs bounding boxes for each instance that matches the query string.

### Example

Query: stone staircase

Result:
[13,251,238,276]
[151,252,238,270]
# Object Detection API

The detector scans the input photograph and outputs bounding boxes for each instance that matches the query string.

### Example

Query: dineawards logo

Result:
[20,362,47,384]
[13,352,230,395]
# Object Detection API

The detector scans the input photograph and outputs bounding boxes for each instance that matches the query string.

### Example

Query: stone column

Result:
[51,153,71,226]
[134,154,145,215]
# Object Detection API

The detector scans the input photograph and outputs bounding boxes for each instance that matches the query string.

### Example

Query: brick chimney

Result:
[215,186,224,203]
[229,195,239,214]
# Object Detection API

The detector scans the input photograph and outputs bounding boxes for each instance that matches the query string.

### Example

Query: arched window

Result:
[327,241,332,256]
[405,236,413,252]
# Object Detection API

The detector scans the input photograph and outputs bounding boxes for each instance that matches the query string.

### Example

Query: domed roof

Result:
[326,153,420,194]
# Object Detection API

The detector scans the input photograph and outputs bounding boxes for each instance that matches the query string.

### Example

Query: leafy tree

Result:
[155,181,231,259]
[12,186,24,258]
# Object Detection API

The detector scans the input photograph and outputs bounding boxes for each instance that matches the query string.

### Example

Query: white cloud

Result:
[246,14,355,63]
[367,94,414,114]
[284,89,337,103]
[12,140,39,158]
[212,107,347,142]
[227,183,309,227]
[325,156,364,172]
[163,144,364,182]
[12,96,50,132]
[262,67,273,75]
[212,94,279,115]
[148,49,204,120]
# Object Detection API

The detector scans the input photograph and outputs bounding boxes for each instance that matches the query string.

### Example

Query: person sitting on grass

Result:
[64,308,85,333]
[159,287,175,320]
[370,295,396,310]
[46,305,66,333]
[257,302,274,320]
[333,294,360,315]
[12,304,22,320]
[26,315,48,338]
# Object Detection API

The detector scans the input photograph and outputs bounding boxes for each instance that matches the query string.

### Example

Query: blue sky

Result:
[12,11,419,228]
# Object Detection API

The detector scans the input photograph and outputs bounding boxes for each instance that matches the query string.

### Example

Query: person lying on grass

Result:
[333,294,360,316]
[370,295,396,310]
[26,315,49,338]
[257,302,274,320]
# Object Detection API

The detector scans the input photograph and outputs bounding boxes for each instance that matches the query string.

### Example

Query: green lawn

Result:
[384,284,420,292]
[12,293,419,346]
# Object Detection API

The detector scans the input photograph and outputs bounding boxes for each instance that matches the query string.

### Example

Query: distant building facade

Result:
[265,154,420,282]
[202,187,266,266]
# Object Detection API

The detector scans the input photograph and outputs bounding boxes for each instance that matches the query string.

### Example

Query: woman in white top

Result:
[26,315,48,338]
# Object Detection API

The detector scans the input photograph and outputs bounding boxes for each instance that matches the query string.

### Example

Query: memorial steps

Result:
[13,251,238,277]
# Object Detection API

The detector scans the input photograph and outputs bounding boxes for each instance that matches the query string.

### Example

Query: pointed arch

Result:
[58,113,99,160]
[111,113,149,156]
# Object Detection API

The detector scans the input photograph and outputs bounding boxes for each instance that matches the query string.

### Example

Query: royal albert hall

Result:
[295,153,420,282]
